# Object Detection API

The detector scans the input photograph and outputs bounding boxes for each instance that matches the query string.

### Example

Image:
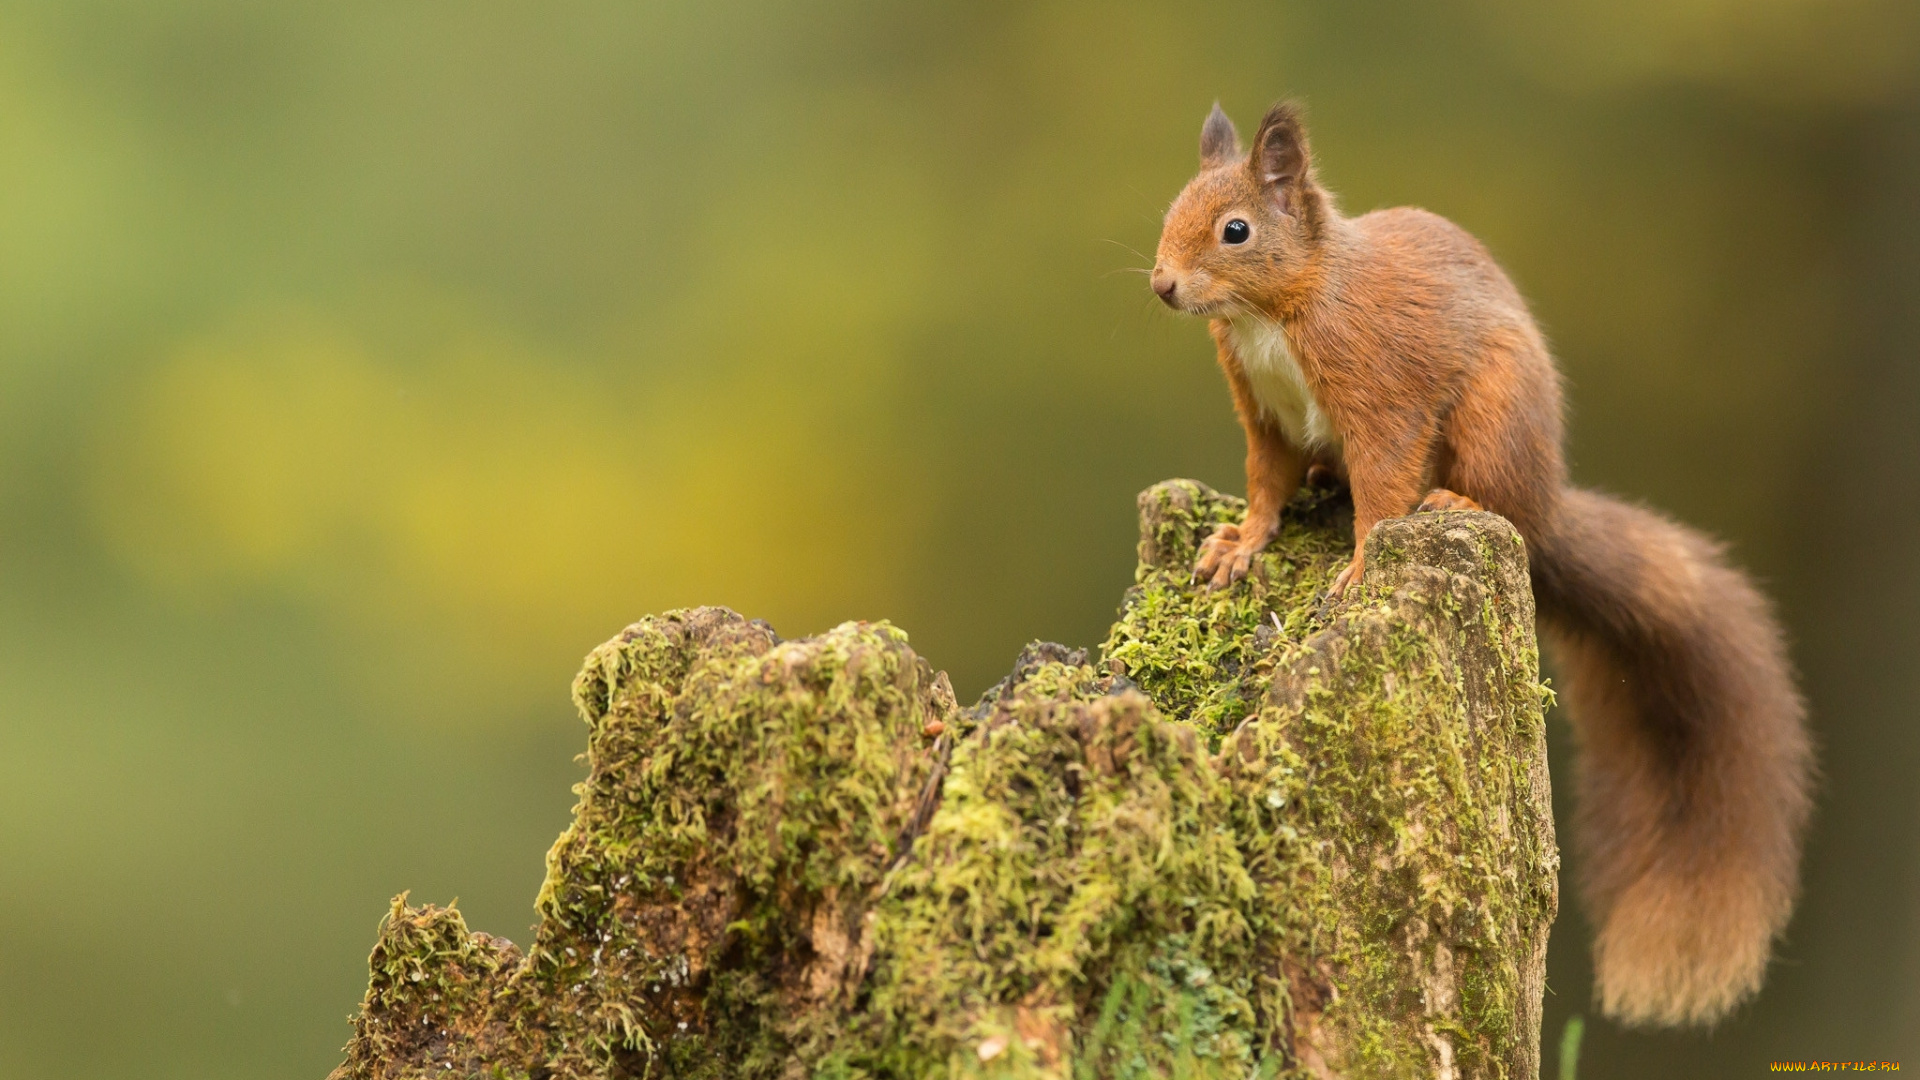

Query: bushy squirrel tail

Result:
[1530,487,1814,1028]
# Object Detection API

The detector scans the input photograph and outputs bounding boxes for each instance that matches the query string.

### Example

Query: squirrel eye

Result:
[1222,219,1250,244]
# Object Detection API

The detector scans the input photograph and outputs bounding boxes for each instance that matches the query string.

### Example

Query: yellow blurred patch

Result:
[88,305,928,723]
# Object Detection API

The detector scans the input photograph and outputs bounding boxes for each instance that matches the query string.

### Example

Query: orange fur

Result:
[1154,101,1813,1027]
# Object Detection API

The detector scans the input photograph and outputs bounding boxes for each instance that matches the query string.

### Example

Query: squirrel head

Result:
[1151,101,1327,319]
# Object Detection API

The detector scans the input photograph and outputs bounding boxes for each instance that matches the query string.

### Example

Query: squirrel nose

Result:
[1151,270,1179,304]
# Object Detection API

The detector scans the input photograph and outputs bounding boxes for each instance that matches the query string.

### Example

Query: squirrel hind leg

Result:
[1415,487,1482,513]
[1303,461,1344,491]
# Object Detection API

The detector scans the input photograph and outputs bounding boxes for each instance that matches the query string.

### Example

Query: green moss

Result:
[330,895,525,1079]
[846,665,1260,1079]
[1213,500,1556,1079]
[523,608,954,1078]
[1102,480,1352,743]
[333,481,1555,1080]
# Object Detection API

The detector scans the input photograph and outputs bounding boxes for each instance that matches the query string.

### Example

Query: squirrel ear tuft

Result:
[1200,102,1240,167]
[1250,101,1312,211]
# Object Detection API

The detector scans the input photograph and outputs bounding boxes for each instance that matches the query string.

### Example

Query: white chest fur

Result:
[1227,317,1339,451]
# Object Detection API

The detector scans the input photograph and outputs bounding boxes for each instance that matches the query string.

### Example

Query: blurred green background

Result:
[1,0,1917,1075]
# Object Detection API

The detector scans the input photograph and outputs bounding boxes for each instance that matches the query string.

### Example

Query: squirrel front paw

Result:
[1194,521,1270,590]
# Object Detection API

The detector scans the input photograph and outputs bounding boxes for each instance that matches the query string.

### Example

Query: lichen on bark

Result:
[329,479,1557,1080]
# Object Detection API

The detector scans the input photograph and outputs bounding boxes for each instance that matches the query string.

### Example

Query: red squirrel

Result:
[1151,101,1813,1028]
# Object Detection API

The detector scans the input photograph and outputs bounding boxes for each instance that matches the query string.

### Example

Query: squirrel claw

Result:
[1310,557,1364,624]
[1328,559,1359,596]
[1194,522,1257,590]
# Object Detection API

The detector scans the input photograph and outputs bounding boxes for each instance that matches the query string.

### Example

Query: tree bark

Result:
[330,479,1557,1080]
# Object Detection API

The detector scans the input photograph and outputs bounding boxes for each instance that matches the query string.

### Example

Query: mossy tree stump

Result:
[330,480,1557,1080]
